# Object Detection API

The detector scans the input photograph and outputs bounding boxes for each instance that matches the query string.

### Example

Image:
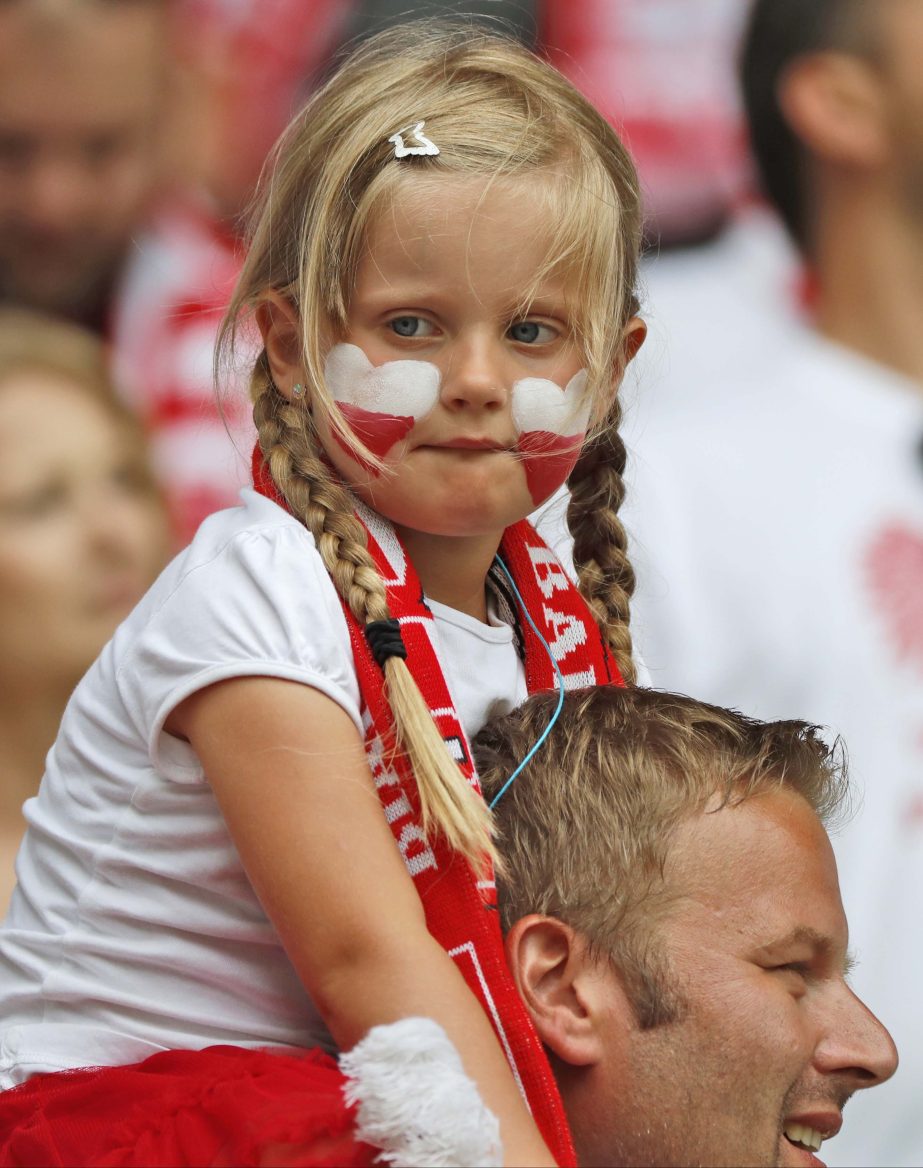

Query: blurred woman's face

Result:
[0,370,168,691]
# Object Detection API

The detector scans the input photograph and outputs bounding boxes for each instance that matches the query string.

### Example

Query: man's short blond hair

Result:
[474,686,848,1026]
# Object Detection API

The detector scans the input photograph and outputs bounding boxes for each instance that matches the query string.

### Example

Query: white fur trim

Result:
[511,369,590,437]
[339,1017,503,1167]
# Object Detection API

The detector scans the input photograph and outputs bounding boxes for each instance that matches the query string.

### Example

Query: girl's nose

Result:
[439,334,507,412]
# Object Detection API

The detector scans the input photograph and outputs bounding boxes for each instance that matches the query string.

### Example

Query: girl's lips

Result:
[426,438,510,451]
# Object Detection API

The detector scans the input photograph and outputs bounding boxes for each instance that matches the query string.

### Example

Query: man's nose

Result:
[814,983,899,1090]
[439,333,507,413]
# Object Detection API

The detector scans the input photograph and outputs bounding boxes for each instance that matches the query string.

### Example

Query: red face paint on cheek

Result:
[332,403,418,474]
[516,430,585,505]
[324,344,441,476]
[511,371,590,505]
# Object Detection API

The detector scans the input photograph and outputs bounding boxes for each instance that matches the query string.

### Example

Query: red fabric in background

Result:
[539,0,752,243]
[0,1046,375,1168]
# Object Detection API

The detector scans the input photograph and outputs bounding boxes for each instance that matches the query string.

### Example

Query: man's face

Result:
[564,790,897,1167]
[0,5,169,321]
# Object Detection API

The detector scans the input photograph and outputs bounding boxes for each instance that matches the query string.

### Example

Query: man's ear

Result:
[255,290,305,401]
[779,52,889,169]
[504,915,632,1069]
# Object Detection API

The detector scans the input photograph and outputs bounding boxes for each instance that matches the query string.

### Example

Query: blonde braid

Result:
[252,368,497,872]
[567,398,637,685]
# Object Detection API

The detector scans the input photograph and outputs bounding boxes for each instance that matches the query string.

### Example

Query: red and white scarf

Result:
[254,448,622,1167]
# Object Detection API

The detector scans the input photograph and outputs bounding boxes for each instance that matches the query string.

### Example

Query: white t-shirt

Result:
[0,489,527,1088]
[612,285,923,1168]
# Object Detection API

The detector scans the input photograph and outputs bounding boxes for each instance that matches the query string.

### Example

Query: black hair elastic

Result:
[364,618,408,668]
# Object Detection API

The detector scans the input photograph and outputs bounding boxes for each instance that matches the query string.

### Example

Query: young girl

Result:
[0,22,644,1168]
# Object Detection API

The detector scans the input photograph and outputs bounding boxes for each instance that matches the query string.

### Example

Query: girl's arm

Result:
[168,676,556,1168]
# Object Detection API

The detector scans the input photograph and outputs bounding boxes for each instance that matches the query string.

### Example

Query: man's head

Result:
[0,0,173,325]
[740,0,923,259]
[474,687,897,1167]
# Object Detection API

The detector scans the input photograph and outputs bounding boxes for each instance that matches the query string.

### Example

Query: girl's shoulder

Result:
[149,489,329,614]
[111,487,357,705]
[101,488,363,770]
[183,486,316,562]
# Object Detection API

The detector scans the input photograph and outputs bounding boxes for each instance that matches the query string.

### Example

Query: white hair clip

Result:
[388,121,439,158]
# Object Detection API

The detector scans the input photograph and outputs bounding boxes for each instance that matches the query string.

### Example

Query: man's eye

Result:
[770,962,811,980]
[388,316,434,338]
[508,320,556,344]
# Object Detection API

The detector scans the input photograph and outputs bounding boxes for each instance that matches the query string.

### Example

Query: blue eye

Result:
[508,320,555,344]
[389,316,427,337]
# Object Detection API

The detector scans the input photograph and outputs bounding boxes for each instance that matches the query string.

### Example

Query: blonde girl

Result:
[0,22,644,1168]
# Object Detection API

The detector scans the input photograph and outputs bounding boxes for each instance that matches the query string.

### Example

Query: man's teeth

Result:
[784,1123,824,1152]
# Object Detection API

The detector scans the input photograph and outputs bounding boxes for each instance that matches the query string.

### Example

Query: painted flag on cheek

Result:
[324,343,442,473]
[512,370,590,505]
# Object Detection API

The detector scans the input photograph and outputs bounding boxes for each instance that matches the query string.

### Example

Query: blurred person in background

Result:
[0,0,351,545]
[113,0,355,544]
[0,309,169,915]
[0,0,172,331]
[539,0,750,247]
[594,2,923,1163]
[0,0,240,544]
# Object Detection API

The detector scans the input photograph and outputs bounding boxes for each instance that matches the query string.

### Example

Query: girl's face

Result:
[0,370,169,692]
[312,176,597,542]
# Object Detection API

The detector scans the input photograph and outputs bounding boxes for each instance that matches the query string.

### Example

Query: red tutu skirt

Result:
[0,1045,377,1167]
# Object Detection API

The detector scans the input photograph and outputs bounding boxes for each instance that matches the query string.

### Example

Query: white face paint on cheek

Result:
[323,342,442,465]
[510,369,590,437]
[510,369,591,506]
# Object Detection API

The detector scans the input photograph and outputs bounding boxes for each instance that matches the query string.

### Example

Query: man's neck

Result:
[813,187,923,391]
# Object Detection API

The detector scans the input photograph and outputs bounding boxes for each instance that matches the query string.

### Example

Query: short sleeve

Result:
[117,519,363,782]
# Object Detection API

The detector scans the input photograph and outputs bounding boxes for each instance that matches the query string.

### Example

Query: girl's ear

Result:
[504,915,612,1068]
[622,315,647,366]
[605,316,647,405]
[255,290,305,401]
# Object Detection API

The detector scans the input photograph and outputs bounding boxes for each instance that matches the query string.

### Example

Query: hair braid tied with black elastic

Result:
[252,365,497,873]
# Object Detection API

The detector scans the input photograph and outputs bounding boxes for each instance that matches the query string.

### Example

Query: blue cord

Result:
[488,555,565,809]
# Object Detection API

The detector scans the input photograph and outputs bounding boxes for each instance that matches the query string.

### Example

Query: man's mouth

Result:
[783,1123,824,1153]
